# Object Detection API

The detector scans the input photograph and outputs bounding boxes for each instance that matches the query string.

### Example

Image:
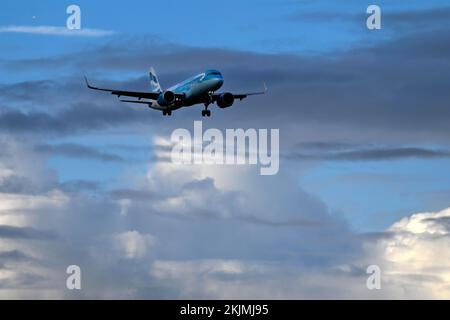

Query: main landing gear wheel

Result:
[201,110,211,117]
[163,110,172,116]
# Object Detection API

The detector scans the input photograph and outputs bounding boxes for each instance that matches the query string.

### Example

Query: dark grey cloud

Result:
[109,144,151,153]
[358,231,396,241]
[0,272,49,289]
[293,141,358,151]
[35,143,125,162]
[0,225,58,240]
[0,250,36,263]
[0,174,32,193]
[109,188,158,201]
[287,6,450,28]
[181,177,216,192]
[0,26,449,145]
[240,214,327,228]
[287,10,362,23]
[287,146,450,161]
[424,216,450,231]
[0,80,58,104]
[0,173,56,194]
[336,148,450,161]
[387,7,450,27]
[0,100,158,136]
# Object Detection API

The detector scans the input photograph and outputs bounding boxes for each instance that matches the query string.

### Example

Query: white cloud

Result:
[0,190,68,228]
[0,191,68,213]
[146,207,450,299]
[147,137,333,224]
[151,260,246,279]
[0,25,115,37]
[149,259,375,299]
[378,208,450,298]
[0,136,449,299]
[114,230,157,259]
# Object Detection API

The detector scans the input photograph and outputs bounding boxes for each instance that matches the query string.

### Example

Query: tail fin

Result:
[149,67,162,93]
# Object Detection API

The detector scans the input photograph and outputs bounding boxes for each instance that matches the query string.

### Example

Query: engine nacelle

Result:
[157,90,176,106]
[217,92,234,108]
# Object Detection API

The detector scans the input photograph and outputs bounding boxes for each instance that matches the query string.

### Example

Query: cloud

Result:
[286,144,450,161]
[0,25,115,37]
[35,143,125,162]
[109,189,158,201]
[148,259,371,299]
[0,137,59,195]
[286,10,360,23]
[386,7,450,29]
[377,207,450,298]
[0,174,32,194]
[287,6,450,30]
[1,26,450,147]
[0,101,156,136]
[0,135,363,298]
[0,250,36,263]
[0,225,58,240]
[114,231,157,259]
[0,134,449,298]
[147,207,450,299]
[0,191,68,216]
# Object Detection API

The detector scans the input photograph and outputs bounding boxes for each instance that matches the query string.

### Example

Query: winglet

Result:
[84,76,94,89]
[263,82,268,93]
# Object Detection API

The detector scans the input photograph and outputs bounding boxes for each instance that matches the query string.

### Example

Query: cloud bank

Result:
[0,26,115,37]
[0,136,449,299]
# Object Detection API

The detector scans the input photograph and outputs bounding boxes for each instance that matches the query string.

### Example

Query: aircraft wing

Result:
[84,76,181,100]
[119,99,165,110]
[212,83,267,101]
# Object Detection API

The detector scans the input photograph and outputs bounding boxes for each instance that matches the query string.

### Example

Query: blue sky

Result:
[1,0,450,298]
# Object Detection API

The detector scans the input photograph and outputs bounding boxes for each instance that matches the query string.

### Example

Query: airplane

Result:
[84,68,267,116]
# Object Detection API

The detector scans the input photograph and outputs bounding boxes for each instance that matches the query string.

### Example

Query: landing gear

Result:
[162,109,172,116]
[202,103,211,117]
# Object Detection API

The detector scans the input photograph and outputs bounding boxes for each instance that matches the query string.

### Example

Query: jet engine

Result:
[217,92,234,108]
[157,90,176,106]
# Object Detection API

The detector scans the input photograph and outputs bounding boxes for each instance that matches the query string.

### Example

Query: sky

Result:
[0,0,450,299]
